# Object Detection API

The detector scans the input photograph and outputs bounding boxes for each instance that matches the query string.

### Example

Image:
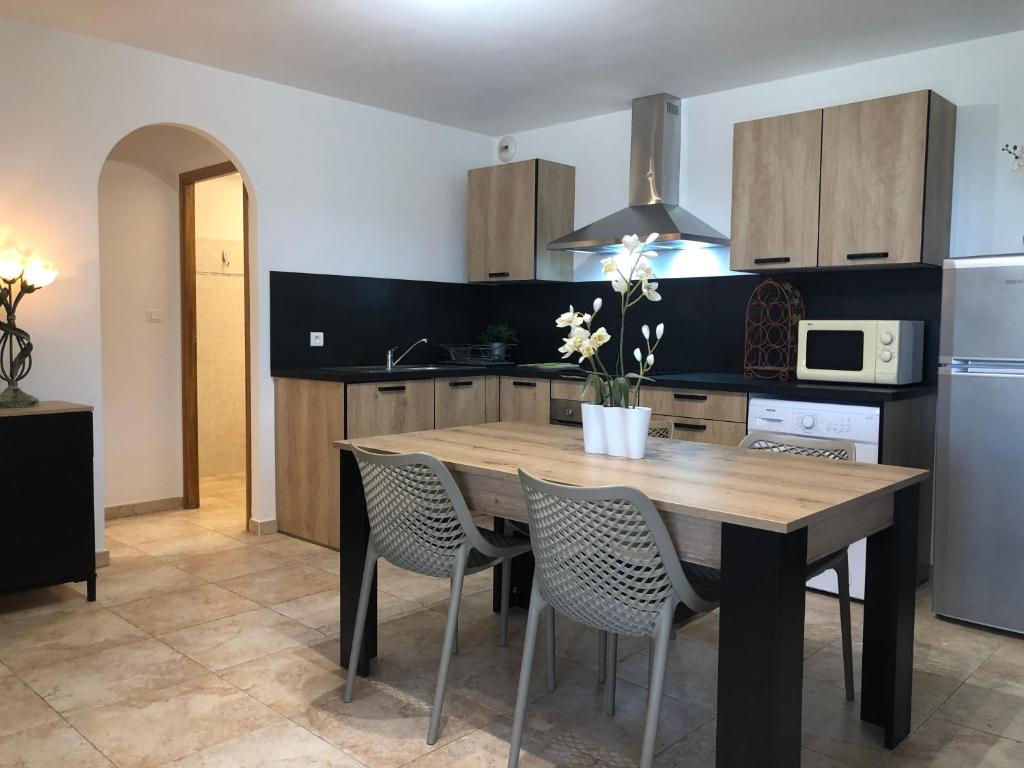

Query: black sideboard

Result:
[0,402,96,601]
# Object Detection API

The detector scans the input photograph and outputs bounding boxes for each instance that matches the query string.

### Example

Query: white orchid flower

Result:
[646,353,655,367]
[641,324,650,340]
[633,260,655,280]
[656,323,664,340]
[590,327,611,347]
[634,347,642,362]
[621,234,641,254]
[642,280,661,301]
[611,276,628,294]
[555,306,576,328]
[593,297,603,312]
[558,341,576,358]
[578,341,597,359]
[569,326,590,342]
[600,257,618,275]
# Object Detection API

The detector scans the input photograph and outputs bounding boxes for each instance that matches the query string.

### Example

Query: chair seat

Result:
[467,527,532,570]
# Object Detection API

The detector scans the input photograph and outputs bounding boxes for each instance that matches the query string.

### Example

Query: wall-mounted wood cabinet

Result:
[731,109,823,271]
[730,90,956,272]
[467,159,575,283]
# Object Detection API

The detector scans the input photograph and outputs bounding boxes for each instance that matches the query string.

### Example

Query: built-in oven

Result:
[549,398,583,427]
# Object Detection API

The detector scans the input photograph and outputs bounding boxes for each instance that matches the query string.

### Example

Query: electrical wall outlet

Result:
[146,309,164,323]
[309,331,324,347]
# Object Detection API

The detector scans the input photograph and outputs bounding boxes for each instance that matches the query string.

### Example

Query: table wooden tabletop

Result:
[335,421,928,534]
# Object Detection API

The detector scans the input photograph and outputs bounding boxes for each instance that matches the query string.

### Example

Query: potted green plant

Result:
[479,322,517,361]
[553,233,665,458]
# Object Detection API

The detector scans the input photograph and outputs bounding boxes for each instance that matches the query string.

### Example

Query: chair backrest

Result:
[518,469,715,637]
[647,420,675,439]
[739,430,857,462]
[353,447,483,577]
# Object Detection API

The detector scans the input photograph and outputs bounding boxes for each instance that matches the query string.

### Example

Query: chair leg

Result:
[508,584,546,768]
[500,558,511,647]
[640,602,674,768]
[647,637,654,690]
[343,543,378,704]
[837,553,855,702]
[598,630,608,684]
[427,546,468,745]
[603,633,618,716]
[546,605,556,692]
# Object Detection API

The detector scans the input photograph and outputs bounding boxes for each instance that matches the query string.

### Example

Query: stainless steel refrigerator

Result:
[934,254,1024,634]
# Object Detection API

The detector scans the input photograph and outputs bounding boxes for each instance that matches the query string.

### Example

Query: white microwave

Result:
[797,320,924,385]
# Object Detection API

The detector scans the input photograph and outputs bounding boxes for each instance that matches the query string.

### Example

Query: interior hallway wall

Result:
[194,173,246,479]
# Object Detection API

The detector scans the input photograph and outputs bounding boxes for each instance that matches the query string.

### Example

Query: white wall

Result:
[507,30,1024,279]
[0,18,493,550]
[99,161,185,508]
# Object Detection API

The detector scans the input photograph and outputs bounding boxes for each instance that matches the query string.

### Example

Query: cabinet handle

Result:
[674,422,708,432]
[512,381,536,388]
[377,385,406,393]
[846,252,889,261]
[674,393,708,402]
[488,271,510,278]
[754,257,790,265]
[448,380,474,388]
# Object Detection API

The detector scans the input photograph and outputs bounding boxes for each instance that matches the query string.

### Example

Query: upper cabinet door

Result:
[730,109,823,271]
[467,159,575,283]
[467,160,537,282]
[819,91,955,268]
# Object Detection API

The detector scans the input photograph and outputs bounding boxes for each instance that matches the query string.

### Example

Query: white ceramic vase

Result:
[623,406,652,459]
[580,402,607,454]
[602,406,628,457]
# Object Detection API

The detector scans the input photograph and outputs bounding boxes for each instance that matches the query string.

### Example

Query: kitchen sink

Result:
[321,364,460,374]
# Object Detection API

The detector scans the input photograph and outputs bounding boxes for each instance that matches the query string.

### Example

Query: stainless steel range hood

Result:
[548,93,729,255]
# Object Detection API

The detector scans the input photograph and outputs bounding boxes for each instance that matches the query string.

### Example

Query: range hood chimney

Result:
[548,93,729,254]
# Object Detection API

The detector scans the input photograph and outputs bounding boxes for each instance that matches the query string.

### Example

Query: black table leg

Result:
[716,524,807,768]
[491,517,534,612]
[86,574,96,602]
[339,449,377,677]
[861,485,920,749]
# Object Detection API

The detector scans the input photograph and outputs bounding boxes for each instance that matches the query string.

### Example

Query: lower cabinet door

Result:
[499,377,551,424]
[657,415,747,447]
[435,376,487,429]
[346,380,435,439]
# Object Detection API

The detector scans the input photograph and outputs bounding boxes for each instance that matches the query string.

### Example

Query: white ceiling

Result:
[3,0,1023,134]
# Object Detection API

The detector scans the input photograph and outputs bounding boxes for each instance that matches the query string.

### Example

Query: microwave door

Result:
[804,329,870,378]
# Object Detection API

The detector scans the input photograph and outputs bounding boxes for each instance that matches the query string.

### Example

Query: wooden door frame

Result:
[179,161,252,518]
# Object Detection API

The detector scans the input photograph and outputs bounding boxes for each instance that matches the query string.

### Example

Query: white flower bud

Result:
[641,324,650,340]
[646,353,655,367]
[593,297,602,312]
[633,347,642,362]
[656,323,664,340]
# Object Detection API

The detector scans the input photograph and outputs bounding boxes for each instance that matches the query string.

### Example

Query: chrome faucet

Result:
[386,338,428,370]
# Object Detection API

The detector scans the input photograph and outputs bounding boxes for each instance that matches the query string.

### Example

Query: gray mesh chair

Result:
[344,447,532,745]
[508,470,720,768]
[647,420,675,439]
[740,430,857,701]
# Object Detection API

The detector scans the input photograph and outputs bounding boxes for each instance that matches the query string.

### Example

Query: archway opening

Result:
[98,124,254,533]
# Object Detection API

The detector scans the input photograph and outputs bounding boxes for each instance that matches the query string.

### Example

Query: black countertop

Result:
[272,365,935,405]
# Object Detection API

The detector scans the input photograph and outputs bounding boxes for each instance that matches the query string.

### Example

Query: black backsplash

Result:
[271,268,943,382]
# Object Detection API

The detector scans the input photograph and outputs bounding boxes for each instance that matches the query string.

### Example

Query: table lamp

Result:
[0,247,58,407]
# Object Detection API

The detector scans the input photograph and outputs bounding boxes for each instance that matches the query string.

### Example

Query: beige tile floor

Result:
[0,474,1022,766]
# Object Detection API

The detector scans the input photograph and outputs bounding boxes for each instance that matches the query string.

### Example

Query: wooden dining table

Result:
[334,421,929,768]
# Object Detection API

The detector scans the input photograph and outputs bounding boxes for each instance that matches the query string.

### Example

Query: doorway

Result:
[179,163,251,520]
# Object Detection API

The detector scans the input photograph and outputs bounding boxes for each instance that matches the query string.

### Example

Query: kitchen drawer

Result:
[550,378,588,402]
[435,376,487,429]
[655,414,747,447]
[499,377,551,424]
[346,379,435,439]
[640,387,746,423]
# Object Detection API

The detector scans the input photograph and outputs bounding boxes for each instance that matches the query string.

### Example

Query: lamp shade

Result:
[0,247,25,282]
[21,258,58,289]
